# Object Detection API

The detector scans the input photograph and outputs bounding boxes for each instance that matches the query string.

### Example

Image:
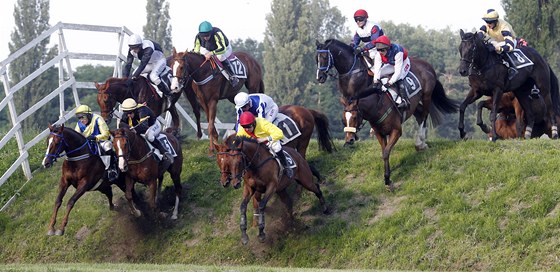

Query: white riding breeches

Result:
[145,121,162,142]
[267,140,282,153]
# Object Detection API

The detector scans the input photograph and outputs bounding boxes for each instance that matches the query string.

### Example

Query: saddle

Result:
[144,134,177,161]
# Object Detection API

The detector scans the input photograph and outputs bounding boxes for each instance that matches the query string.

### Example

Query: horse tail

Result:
[548,66,560,117]
[309,109,336,153]
[428,80,460,127]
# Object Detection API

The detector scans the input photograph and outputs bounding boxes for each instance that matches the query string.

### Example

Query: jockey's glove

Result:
[354,47,362,55]
[383,83,392,90]
[86,135,96,141]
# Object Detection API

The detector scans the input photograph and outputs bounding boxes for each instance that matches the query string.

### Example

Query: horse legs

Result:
[125,177,142,217]
[375,131,400,192]
[47,179,69,236]
[55,184,89,236]
[240,187,254,245]
[276,189,294,220]
[206,100,219,157]
[294,165,330,214]
[169,170,182,220]
[98,183,115,210]
[183,86,203,139]
[476,99,492,136]
[414,121,428,151]
[459,90,483,139]
[251,193,261,228]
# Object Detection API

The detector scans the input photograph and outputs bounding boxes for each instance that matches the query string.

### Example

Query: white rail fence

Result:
[0,22,233,211]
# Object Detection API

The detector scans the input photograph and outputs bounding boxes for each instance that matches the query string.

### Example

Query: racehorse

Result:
[341,82,458,190]
[316,39,372,99]
[278,105,335,158]
[170,47,265,156]
[95,76,182,129]
[476,92,550,139]
[458,29,560,141]
[111,126,183,219]
[216,136,330,244]
[42,123,126,236]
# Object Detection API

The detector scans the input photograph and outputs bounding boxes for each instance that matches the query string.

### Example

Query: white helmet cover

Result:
[128,34,143,47]
[234,92,250,109]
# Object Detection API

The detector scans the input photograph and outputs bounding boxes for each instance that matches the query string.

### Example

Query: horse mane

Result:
[352,86,383,101]
[106,77,125,84]
[324,38,351,50]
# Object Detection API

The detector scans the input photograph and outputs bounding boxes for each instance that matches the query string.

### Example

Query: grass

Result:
[2,136,560,270]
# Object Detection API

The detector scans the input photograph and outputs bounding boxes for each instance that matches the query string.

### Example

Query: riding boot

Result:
[500,54,517,79]
[105,150,119,183]
[151,139,174,164]
[276,150,293,179]
[396,80,410,109]
[222,60,239,87]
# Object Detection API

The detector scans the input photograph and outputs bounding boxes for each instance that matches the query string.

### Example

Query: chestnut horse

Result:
[477,92,550,139]
[341,83,458,191]
[216,136,330,244]
[95,76,183,128]
[42,123,126,236]
[170,48,264,156]
[111,127,183,219]
[458,29,560,140]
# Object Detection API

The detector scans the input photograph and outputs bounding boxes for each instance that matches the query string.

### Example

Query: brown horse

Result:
[170,48,264,156]
[42,123,126,236]
[95,77,182,128]
[477,92,550,139]
[111,127,183,219]
[216,136,330,244]
[341,82,458,190]
[458,30,560,140]
[278,105,335,158]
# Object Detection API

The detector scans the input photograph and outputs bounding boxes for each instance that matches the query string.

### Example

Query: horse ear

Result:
[316,40,320,47]
[172,47,177,55]
[339,96,347,106]
[460,29,465,38]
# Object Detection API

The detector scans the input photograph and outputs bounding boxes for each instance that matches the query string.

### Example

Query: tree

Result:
[263,0,345,106]
[8,0,55,130]
[144,0,172,55]
[503,0,559,71]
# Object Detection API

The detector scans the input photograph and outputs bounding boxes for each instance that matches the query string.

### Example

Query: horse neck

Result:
[330,47,356,75]
[126,130,151,159]
[185,53,212,79]
[62,128,90,156]
[239,139,271,169]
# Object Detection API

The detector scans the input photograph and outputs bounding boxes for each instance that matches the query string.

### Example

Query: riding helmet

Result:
[75,104,92,119]
[128,34,143,49]
[353,9,368,19]
[482,9,499,23]
[234,92,250,109]
[199,21,213,34]
[374,36,391,50]
[121,98,139,113]
[239,111,256,126]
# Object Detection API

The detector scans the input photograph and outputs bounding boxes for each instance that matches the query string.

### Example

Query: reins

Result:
[45,130,92,162]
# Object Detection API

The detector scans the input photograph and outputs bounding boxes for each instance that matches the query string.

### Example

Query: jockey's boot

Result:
[500,54,517,79]
[105,150,119,183]
[396,80,410,109]
[152,139,174,164]
[223,60,239,87]
[276,150,293,179]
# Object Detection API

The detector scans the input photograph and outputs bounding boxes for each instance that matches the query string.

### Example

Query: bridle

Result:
[45,129,92,163]
[113,130,153,165]
[316,47,359,79]
[173,54,213,88]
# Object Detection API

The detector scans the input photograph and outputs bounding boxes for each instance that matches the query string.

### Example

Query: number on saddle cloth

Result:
[505,49,534,69]
[273,113,302,144]
[225,55,248,79]
[156,134,177,157]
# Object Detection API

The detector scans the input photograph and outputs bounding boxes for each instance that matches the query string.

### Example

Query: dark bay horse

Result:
[42,123,126,236]
[95,77,182,128]
[458,29,560,140]
[111,127,183,219]
[216,136,330,245]
[170,48,264,156]
[341,83,458,190]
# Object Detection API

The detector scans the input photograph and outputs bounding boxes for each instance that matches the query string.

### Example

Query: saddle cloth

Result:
[273,113,302,145]
[506,49,534,69]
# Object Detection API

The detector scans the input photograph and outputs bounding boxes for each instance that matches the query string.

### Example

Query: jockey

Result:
[349,9,384,60]
[372,36,411,109]
[123,33,173,102]
[478,9,517,54]
[234,92,279,130]
[193,21,239,87]
[120,98,173,164]
[477,9,518,76]
[237,111,293,178]
[74,105,118,182]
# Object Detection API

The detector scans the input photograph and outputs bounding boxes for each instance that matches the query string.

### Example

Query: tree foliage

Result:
[8,0,55,130]
[144,0,173,55]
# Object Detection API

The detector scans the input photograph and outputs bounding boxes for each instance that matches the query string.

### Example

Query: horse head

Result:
[315,40,333,83]
[225,136,251,190]
[170,48,209,90]
[214,142,234,188]
[340,96,363,146]
[95,78,128,124]
[111,127,133,173]
[458,29,493,76]
[170,48,187,92]
[42,123,89,168]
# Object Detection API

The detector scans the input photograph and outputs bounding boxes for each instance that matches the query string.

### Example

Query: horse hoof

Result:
[171,214,178,220]
[241,234,249,245]
[132,210,142,217]
[385,183,395,192]
[55,229,64,236]
[47,230,55,236]
[258,233,266,243]
[323,207,332,215]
